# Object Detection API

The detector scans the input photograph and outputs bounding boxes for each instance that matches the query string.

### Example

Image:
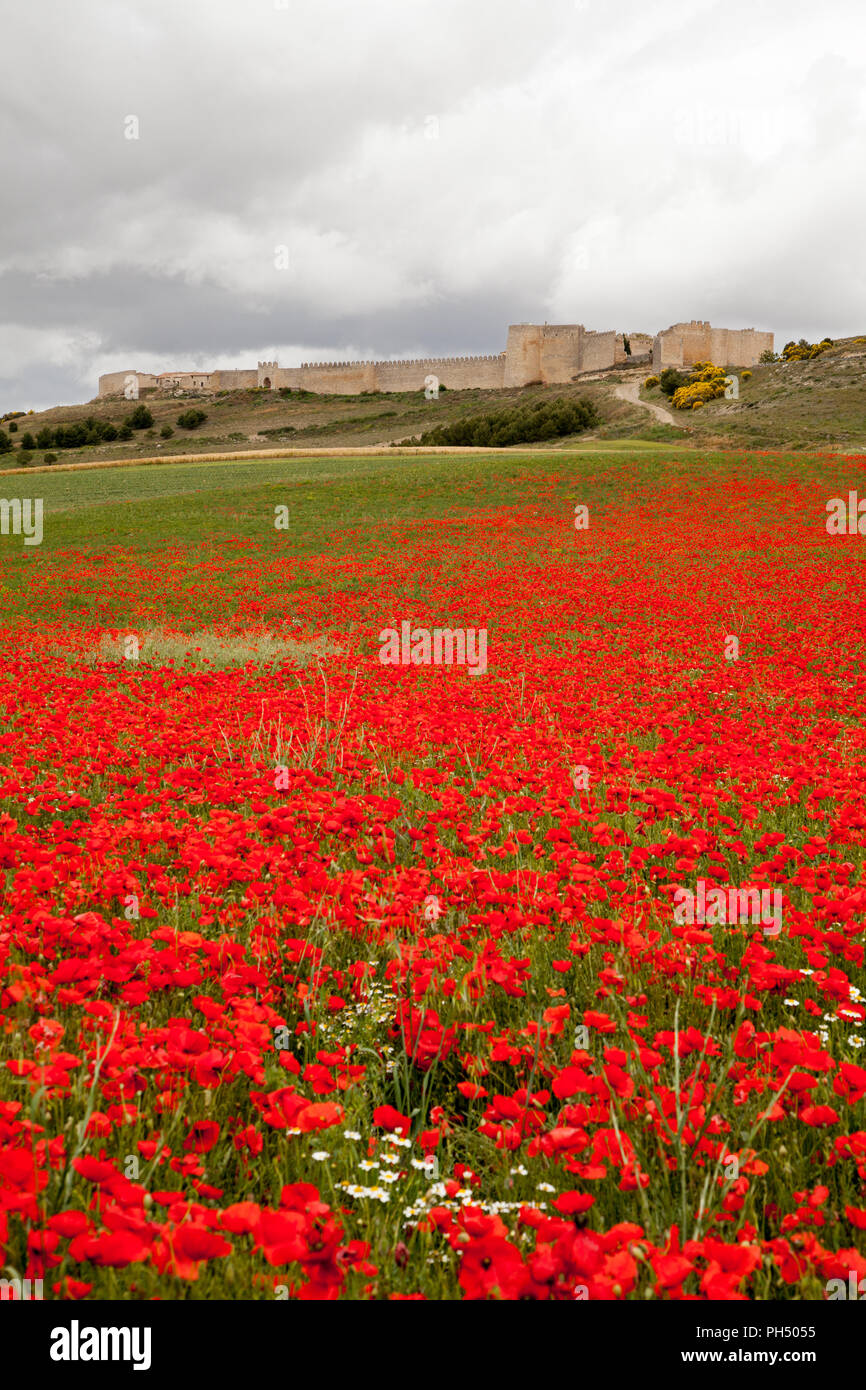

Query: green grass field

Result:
[1,447,863,631]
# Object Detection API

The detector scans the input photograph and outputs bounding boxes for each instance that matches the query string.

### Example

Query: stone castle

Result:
[98,320,773,399]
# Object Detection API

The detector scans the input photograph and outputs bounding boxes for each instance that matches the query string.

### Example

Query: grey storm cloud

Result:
[1,0,865,410]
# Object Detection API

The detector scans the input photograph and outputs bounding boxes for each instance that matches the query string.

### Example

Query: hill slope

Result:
[640,336,866,452]
[2,336,865,468]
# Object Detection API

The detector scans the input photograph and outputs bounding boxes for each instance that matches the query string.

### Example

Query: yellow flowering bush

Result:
[671,361,730,410]
[781,338,834,362]
[644,375,660,389]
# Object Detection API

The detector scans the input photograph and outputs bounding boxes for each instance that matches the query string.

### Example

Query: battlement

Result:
[298,353,506,368]
[98,320,774,398]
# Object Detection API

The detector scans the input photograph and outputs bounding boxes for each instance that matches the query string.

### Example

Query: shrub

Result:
[125,404,154,429]
[54,422,88,449]
[20,432,36,451]
[160,425,174,439]
[644,375,660,389]
[44,452,58,464]
[781,338,833,364]
[759,349,778,364]
[44,417,125,450]
[415,396,599,448]
[18,450,33,465]
[8,422,17,433]
[659,368,690,398]
[742,370,752,380]
[176,409,208,430]
[670,362,729,410]
[118,424,133,441]
[0,431,13,454]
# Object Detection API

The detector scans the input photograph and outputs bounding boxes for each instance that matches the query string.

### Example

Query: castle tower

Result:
[503,325,543,387]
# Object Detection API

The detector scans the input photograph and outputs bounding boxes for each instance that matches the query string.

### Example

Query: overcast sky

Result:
[1,0,864,411]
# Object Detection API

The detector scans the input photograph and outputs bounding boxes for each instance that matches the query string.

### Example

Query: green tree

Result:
[659,368,689,398]
[126,404,154,429]
[176,409,207,430]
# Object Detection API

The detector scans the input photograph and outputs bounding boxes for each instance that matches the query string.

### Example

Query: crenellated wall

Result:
[503,324,614,385]
[268,354,507,394]
[98,319,774,398]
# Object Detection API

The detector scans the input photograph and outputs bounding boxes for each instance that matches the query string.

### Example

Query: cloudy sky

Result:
[1,0,864,411]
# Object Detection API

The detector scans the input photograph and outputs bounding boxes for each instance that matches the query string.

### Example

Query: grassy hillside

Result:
[3,335,865,468]
[641,336,866,451]
[0,374,663,471]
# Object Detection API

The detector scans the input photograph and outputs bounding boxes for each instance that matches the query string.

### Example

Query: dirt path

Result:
[614,375,678,425]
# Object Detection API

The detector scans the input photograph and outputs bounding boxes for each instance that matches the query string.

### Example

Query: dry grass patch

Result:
[88,629,338,669]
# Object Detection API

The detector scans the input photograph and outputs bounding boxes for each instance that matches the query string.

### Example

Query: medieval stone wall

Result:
[263,355,506,395]
[96,370,159,396]
[216,369,258,390]
[580,329,618,373]
[652,321,773,372]
[98,319,774,399]
[503,325,542,387]
[538,325,583,384]
[615,332,653,364]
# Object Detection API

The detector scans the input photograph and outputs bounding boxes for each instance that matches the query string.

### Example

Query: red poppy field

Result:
[2,448,866,1302]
